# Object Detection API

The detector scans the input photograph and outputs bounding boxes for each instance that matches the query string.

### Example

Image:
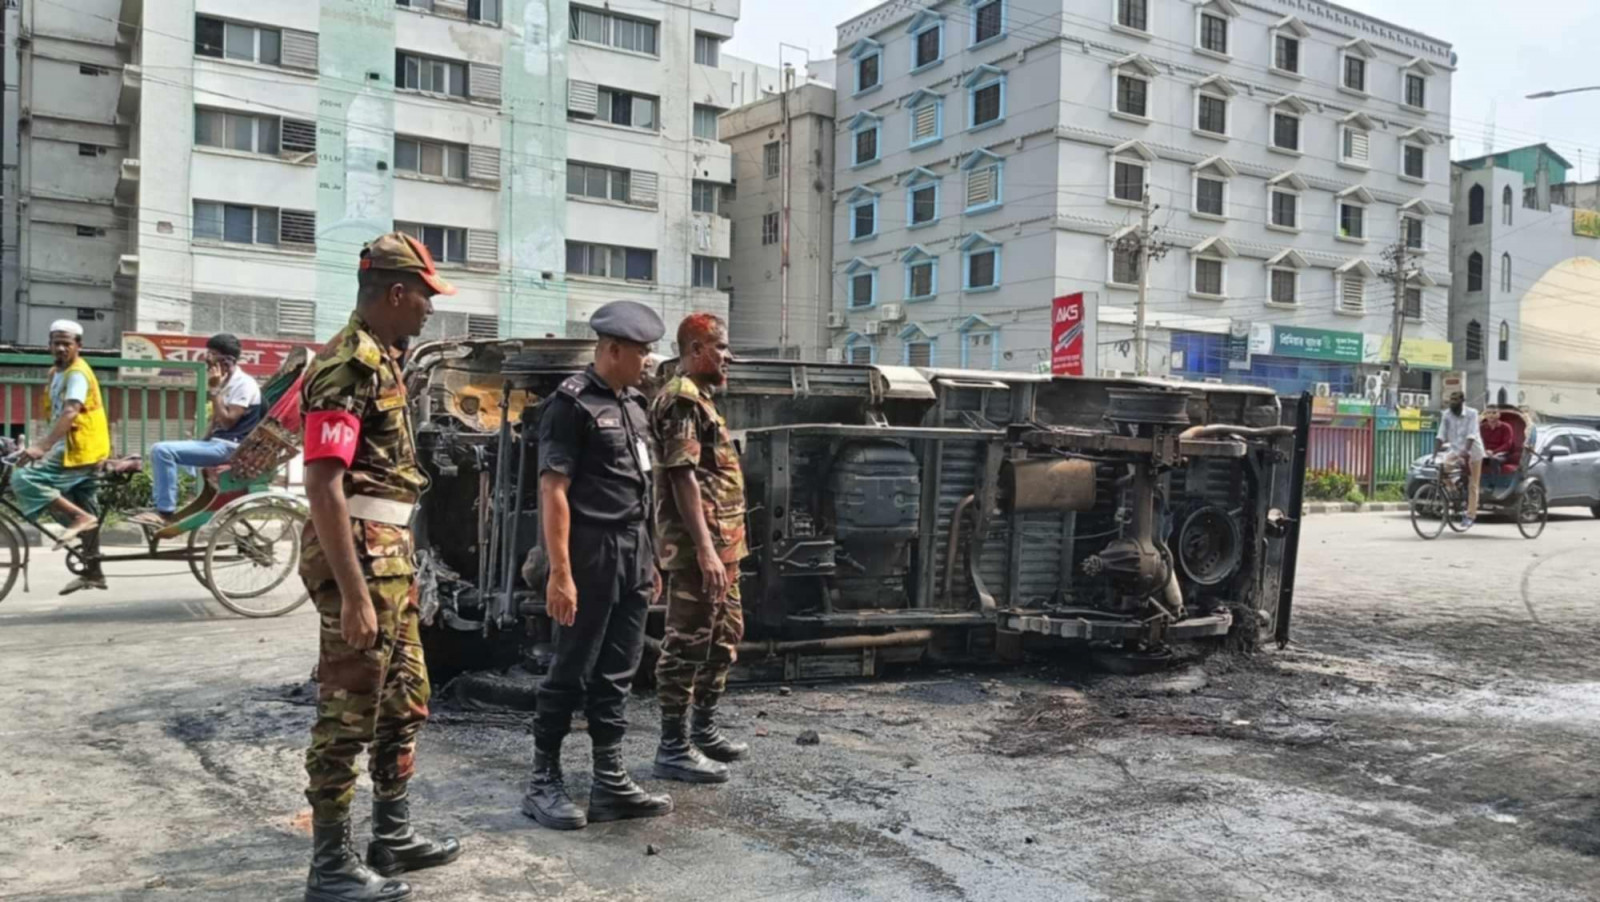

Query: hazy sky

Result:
[726,0,1600,178]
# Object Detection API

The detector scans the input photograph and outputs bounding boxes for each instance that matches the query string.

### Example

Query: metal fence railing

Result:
[0,354,207,459]
[1307,413,1438,494]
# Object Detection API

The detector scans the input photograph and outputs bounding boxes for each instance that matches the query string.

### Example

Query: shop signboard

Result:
[120,333,321,384]
[1050,293,1085,376]
[1226,320,1251,371]
[1363,334,1454,370]
[1270,325,1363,362]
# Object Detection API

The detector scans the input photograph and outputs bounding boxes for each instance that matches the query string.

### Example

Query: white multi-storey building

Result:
[828,0,1454,395]
[3,0,737,346]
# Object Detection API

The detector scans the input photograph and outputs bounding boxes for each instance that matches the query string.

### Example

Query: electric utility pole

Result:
[1115,188,1170,376]
[1380,227,1420,408]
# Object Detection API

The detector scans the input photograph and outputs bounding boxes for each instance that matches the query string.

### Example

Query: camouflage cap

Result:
[361,231,457,297]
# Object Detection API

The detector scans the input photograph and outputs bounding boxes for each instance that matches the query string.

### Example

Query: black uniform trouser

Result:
[534,519,652,749]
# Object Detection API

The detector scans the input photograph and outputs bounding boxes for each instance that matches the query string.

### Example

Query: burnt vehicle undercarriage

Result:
[405,339,1309,684]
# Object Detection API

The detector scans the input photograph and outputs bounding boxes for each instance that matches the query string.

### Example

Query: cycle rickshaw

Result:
[1410,406,1548,540]
[0,349,314,616]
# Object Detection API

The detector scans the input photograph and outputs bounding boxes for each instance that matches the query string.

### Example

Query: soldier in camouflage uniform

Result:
[651,313,750,784]
[299,233,462,902]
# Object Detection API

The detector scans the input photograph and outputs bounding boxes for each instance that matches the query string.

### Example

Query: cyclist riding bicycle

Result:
[1435,391,1483,528]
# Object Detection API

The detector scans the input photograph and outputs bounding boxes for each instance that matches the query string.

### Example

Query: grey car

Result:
[1406,425,1600,516]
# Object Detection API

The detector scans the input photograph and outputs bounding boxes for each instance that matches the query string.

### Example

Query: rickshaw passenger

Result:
[11,320,110,544]
[1436,391,1484,528]
[1481,410,1517,473]
[131,333,262,527]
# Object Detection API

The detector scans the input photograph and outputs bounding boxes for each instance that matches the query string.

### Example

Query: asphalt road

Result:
[1,511,1599,901]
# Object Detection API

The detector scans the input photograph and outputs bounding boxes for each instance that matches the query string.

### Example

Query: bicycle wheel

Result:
[1444,482,1470,532]
[0,513,22,603]
[204,501,309,618]
[1410,483,1449,540]
[1517,482,1548,540]
[187,519,214,591]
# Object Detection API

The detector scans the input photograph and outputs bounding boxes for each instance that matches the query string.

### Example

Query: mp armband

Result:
[304,410,360,467]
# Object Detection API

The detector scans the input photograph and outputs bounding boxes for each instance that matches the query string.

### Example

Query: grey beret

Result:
[590,300,665,344]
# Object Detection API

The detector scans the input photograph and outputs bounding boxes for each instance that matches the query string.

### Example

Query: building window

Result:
[396,221,467,264]
[855,48,881,93]
[853,120,880,166]
[1468,184,1485,224]
[850,193,878,241]
[1499,321,1510,361]
[1466,320,1483,360]
[1344,56,1366,92]
[1467,251,1484,291]
[1272,112,1300,152]
[691,255,719,289]
[909,182,939,227]
[467,0,501,24]
[193,201,281,246]
[1404,287,1423,319]
[907,257,936,300]
[764,141,781,178]
[594,87,658,130]
[973,0,1004,44]
[1117,0,1148,32]
[1339,203,1365,240]
[1340,273,1365,312]
[966,247,998,290]
[1404,144,1426,180]
[694,32,721,66]
[905,340,934,367]
[1199,12,1227,54]
[570,5,658,55]
[1193,257,1224,297]
[1341,126,1370,166]
[961,329,997,368]
[1405,73,1426,109]
[912,19,943,70]
[1110,242,1140,286]
[1465,318,1484,358]
[396,136,468,180]
[196,16,281,66]
[1116,74,1148,118]
[1404,216,1424,251]
[847,264,877,308]
[965,160,1001,211]
[396,52,467,97]
[968,69,1005,129]
[195,109,280,155]
[1195,175,1225,217]
[1270,268,1297,305]
[1113,160,1144,203]
[1274,34,1300,74]
[761,213,779,245]
[566,161,631,202]
[1196,94,1226,135]
[692,105,721,140]
[565,241,656,282]
[1501,253,1512,292]
[1270,189,1298,229]
[1503,186,1514,225]
[909,96,942,146]
[692,180,718,214]
[846,339,875,365]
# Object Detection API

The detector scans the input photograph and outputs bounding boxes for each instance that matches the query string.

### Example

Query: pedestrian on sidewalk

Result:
[522,299,673,831]
[299,233,462,902]
[650,313,749,784]
[1436,391,1484,528]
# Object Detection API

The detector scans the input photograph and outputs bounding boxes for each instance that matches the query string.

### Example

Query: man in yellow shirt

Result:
[11,320,111,551]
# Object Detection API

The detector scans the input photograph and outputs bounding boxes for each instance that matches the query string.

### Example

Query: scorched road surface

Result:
[1,513,1599,901]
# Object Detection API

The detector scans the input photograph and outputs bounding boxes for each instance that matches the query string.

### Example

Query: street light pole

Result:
[1526,85,1600,99]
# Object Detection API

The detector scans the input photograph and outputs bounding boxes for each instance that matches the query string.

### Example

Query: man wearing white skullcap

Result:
[10,320,111,576]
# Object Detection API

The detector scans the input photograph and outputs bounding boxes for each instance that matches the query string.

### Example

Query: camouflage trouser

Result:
[304,573,431,823]
[656,570,744,717]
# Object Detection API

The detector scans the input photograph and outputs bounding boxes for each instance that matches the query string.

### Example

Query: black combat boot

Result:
[691,702,749,763]
[652,713,730,783]
[590,743,675,822]
[306,819,412,902]
[365,794,463,877]
[521,741,587,831]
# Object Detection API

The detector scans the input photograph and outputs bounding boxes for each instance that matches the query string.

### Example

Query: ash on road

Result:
[2,513,1599,901]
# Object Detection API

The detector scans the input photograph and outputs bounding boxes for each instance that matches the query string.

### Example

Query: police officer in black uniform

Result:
[523,300,674,831]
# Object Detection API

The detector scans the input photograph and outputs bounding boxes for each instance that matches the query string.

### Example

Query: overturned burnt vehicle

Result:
[406,338,1309,682]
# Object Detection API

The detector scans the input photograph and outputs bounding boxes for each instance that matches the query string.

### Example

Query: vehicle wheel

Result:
[204,502,309,618]
[1591,503,1600,520]
[1410,483,1449,540]
[1518,483,1549,540]
[187,522,213,591]
[0,515,22,603]
[1444,484,1470,533]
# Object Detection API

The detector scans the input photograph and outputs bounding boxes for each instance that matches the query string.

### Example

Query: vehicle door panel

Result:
[1572,433,1600,504]
[1542,434,1577,503]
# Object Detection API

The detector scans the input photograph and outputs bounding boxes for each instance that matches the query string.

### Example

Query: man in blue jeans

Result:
[131,333,262,527]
